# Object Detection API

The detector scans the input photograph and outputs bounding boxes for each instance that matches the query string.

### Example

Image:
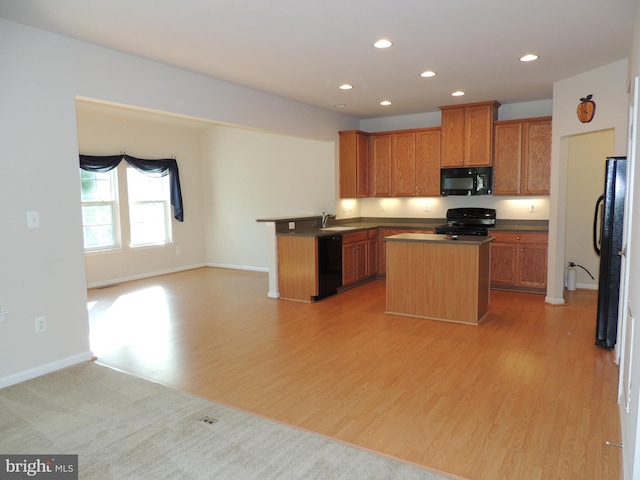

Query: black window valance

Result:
[79,154,184,222]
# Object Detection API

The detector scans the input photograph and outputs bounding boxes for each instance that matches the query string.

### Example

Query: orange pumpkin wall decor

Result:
[577,94,596,123]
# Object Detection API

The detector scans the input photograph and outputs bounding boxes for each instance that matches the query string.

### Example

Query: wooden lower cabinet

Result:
[367,229,378,277]
[343,229,377,287]
[490,231,548,292]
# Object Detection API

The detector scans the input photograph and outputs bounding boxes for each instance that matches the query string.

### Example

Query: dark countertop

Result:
[274,218,548,237]
[385,233,495,245]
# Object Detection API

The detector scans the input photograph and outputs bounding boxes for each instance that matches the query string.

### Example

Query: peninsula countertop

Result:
[267,217,547,238]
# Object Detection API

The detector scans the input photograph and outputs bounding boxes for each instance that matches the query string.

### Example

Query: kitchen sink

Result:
[320,226,357,231]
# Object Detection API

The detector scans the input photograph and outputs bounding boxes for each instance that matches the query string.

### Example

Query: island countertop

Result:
[384,233,495,246]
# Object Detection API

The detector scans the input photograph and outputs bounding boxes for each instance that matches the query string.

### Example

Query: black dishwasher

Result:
[314,234,343,301]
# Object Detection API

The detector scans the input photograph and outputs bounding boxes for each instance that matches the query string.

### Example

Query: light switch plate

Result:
[27,211,40,228]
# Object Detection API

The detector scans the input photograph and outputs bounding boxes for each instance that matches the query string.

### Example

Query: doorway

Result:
[565,129,615,290]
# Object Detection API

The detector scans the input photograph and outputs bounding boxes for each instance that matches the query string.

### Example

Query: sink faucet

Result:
[321,212,335,228]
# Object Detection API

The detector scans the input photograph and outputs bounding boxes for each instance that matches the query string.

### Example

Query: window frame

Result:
[126,166,173,248]
[80,168,121,253]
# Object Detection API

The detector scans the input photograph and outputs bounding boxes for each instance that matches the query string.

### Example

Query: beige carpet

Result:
[0,362,461,480]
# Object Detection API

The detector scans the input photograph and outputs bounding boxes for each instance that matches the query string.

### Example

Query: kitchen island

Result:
[385,233,494,325]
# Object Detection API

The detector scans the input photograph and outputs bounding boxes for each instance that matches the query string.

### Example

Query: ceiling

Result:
[1,0,637,119]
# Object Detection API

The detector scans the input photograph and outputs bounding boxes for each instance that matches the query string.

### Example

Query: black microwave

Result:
[440,167,492,196]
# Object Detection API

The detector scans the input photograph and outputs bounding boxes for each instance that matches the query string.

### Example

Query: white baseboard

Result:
[545,296,566,305]
[87,263,207,289]
[206,263,268,273]
[0,351,94,389]
[87,264,268,288]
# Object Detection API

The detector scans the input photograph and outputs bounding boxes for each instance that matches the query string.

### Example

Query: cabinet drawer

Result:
[491,231,548,244]
[343,230,368,244]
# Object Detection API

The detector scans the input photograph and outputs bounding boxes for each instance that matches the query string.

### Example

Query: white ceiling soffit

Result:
[0,0,637,119]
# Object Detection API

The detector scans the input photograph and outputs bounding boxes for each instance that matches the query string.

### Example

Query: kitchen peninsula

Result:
[385,233,494,325]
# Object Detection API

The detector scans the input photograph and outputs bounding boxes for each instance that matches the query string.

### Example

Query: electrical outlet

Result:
[35,316,47,333]
[288,221,295,230]
[529,204,536,213]
[424,205,430,212]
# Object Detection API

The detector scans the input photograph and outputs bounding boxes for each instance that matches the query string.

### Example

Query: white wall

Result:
[359,99,553,132]
[565,129,615,290]
[547,59,630,304]
[619,7,640,478]
[355,196,549,221]
[201,126,335,270]
[0,18,357,386]
[76,101,208,287]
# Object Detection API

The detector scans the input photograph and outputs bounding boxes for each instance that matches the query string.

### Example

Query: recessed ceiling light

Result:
[420,71,437,78]
[520,54,539,62]
[333,104,347,108]
[451,91,465,97]
[380,100,392,106]
[373,39,393,49]
[339,84,353,90]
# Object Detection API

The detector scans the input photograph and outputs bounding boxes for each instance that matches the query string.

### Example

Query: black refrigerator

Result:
[593,156,626,349]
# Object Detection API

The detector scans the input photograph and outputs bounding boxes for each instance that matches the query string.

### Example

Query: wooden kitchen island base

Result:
[385,234,494,325]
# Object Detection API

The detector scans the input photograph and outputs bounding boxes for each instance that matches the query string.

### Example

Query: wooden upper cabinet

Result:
[440,101,500,167]
[493,122,523,195]
[391,131,416,196]
[415,128,441,196]
[493,117,551,195]
[522,119,552,194]
[371,133,392,197]
[440,107,465,167]
[339,130,369,198]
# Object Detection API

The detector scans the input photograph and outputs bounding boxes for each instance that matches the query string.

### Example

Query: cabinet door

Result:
[517,243,548,288]
[415,128,441,196]
[490,242,517,285]
[465,103,495,166]
[355,133,370,197]
[339,131,356,198]
[371,134,392,196]
[367,238,378,277]
[493,123,522,195]
[339,131,369,198]
[522,120,552,195]
[355,241,368,281]
[440,107,465,167]
[342,242,357,286]
[392,132,416,196]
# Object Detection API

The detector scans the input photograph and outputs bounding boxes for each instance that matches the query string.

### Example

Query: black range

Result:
[434,207,496,237]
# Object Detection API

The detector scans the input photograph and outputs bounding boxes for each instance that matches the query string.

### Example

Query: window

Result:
[79,154,182,252]
[80,169,119,250]
[126,167,172,246]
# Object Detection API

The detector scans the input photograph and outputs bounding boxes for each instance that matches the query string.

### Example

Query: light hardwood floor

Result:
[87,267,621,480]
